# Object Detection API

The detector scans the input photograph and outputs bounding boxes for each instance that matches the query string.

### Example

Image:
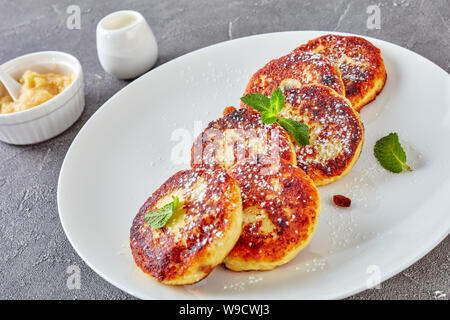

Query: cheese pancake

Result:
[130,168,242,285]
[224,158,321,271]
[242,50,345,107]
[191,108,297,170]
[279,84,364,186]
[295,34,387,111]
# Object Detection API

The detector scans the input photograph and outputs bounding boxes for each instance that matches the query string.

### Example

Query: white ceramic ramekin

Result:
[0,51,84,145]
[96,10,158,79]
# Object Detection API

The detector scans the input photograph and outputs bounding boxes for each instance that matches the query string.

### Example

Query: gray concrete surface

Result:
[0,0,448,300]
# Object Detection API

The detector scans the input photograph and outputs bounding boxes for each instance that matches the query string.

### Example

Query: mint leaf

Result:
[240,93,271,113]
[144,196,180,229]
[270,88,285,113]
[240,88,310,145]
[261,111,278,124]
[374,133,412,173]
[278,117,310,146]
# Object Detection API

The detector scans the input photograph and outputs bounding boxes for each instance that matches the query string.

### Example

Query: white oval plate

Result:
[58,31,450,299]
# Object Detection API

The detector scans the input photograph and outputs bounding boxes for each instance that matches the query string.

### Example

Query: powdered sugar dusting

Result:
[281,85,363,181]
[226,158,320,263]
[244,48,345,99]
[130,167,241,281]
[295,34,385,110]
[192,108,296,170]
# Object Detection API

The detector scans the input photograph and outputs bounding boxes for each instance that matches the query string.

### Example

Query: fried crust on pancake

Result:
[242,50,345,108]
[224,159,321,271]
[191,108,297,170]
[130,168,243,285]
[294,34,387,111]
[279,84,364,186]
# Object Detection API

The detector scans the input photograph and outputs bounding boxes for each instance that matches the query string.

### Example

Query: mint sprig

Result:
[144,196,179,229]
[241,88,310,146]
[374,133,412,173]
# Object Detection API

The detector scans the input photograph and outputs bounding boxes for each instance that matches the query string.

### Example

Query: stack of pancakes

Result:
[130,34,386,285]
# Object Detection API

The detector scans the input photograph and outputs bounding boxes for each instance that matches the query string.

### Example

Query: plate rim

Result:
[57,30,450,300]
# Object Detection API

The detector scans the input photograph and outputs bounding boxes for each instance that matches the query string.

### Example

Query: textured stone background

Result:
[0,0,448,300]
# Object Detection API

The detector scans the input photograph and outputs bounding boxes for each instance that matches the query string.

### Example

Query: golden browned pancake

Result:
[242,50,345,107]
[191,108,297,170]
[224,158,321,271]
[130,168,243,285]
[278,84,364,186]
[294,34,387,111]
